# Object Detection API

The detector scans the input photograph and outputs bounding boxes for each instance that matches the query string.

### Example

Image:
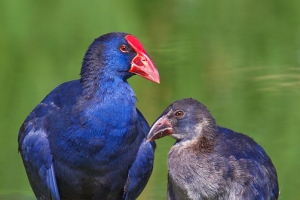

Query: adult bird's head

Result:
[147,98,218,144]
[80,32,160,87]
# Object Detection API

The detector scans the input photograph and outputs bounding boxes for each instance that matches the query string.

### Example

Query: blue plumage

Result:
[18,32,159,200]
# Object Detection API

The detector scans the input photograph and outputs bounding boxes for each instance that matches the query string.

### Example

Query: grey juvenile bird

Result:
[147,98,279,200]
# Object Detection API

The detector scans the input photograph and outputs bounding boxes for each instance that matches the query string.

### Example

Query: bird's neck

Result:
[80,63,103,99]
[78,73,137,130]
[181,124,218,154]
[80,68,133,98]
[196,127,218,153]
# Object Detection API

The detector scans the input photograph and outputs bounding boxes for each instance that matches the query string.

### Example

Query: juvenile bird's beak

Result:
[125,35,160,83]
[146,115,173,142]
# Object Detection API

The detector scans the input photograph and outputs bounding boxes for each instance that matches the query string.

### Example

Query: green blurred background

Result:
[1,0,299,199]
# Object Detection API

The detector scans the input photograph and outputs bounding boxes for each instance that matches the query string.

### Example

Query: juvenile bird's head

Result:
[147,98,218,144]
[80,32,160,88]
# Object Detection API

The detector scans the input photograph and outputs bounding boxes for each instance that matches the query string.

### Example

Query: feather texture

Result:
[147,98,279,200]
[18,32,159,200]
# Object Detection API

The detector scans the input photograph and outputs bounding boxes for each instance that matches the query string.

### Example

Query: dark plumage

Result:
[147,98,279,200]
[18,32,160,200]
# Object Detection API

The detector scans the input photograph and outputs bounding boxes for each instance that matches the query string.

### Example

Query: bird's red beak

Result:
[146,115,173,142]
[125,35,160,83]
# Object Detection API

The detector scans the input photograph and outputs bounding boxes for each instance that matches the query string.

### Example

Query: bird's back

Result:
[18,80,82,199]
[215,127,279,200]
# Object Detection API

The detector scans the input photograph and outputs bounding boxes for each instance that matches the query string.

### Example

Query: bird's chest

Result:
[51,95,139,168]
[50,100,140,197]
[168,145,227,200]
[168,146,198,199]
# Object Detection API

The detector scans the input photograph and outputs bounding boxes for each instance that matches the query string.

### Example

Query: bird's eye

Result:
[175,110,184,117]
[119,45,129,53]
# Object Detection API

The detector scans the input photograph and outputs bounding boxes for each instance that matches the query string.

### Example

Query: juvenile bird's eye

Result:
[175,110,184,117]
[119,45,129,52]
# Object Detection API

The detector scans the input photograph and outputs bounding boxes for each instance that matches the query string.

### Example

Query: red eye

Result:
[120,45,129,52]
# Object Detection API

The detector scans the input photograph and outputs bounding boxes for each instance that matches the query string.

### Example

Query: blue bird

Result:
[18,32,160,200]
[147,98,279,200]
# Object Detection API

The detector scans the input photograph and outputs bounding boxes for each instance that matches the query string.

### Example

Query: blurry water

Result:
[1,0,300,199]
